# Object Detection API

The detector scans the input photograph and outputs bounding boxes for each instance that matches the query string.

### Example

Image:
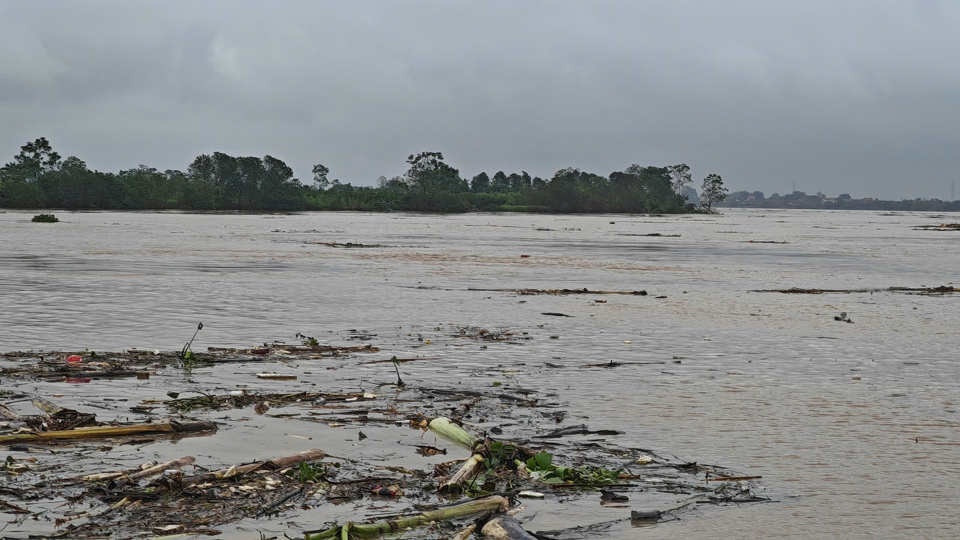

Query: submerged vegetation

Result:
[0,137,721,213]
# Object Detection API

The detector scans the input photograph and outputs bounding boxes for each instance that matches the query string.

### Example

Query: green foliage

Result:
[700,173,728,212]
[668,163,692,196]
[296,333,319,347]
[486,441,526,470]
[525,451,620,485]
[312,163,331,189]
[9,137,61,181]
[31,214,58,223]
[181,351,195,372]
[470,171,491,192]
[289,462,325,483]
[401,152,468,210]
[2,138,701,214]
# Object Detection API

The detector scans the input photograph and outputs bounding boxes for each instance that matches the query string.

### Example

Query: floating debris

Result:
[754,285,958,295]
[834,312,853,324]
[0,335,767,539]
[469,287,649,296]
[0,339,379,381]
[913,223,960,231]
[305,241,385,248]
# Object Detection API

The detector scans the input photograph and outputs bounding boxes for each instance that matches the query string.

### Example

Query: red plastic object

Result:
[371,485,401,497]
[66,355,83,363]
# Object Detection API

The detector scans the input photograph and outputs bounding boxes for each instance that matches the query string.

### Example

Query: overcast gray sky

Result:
[2,1,958,199]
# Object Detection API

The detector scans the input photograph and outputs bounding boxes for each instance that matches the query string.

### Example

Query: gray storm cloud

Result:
[1,0,958,199]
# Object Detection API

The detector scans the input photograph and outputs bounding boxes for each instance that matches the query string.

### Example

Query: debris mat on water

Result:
[752,285,958,295]
[0,335,768,539]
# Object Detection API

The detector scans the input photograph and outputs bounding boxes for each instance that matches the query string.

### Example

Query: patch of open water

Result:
[1,208,958,538]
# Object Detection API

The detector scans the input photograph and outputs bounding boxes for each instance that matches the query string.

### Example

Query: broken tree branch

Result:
[304,495,509,539]
[0,421,216,445]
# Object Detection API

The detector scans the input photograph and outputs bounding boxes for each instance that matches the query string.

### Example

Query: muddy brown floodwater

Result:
[1,208,958,538]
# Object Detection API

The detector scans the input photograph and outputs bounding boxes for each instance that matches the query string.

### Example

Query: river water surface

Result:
[1,209,958,538]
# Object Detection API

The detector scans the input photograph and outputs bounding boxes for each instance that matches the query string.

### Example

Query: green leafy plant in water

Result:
[296,333,319,347]
[289,462,325,483]
[486,441,524,470]
[180,351,195,372]
[464,441,528,495]
[31,214,58,223]
[525,452,620,485]
[167,393,222,413]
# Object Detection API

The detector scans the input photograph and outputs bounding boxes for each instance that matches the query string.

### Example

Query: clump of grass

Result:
[31,214,59,223]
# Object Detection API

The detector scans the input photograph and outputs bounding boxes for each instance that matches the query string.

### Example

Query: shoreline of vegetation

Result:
[1,138,730,214]
[721,189,960,212]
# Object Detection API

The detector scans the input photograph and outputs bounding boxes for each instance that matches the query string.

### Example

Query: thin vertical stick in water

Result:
[179,322,203,359]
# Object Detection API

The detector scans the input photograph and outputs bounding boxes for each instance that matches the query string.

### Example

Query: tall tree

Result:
[212,152,240,209]
[668,163,692,197]
[491,171,510,193]
[118,165,168,209]
[312,163,331,190]
[0,165,10,198]
[187,154,218,209]
[260,155,300,210]
[4,137,61,207]
[237,156,266,209]
[7,137,62,181]
[700,173,727,212]
[403,152,465,197]
[470,172,490,192]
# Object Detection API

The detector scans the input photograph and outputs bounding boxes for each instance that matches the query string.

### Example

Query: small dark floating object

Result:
[306,241,383,248]
[834,312,853,323]
[631,509,661,520]
[541,312,572,317]
[601,490,629,502]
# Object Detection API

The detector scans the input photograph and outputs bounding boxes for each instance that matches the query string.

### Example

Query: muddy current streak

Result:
[1,209,958,538]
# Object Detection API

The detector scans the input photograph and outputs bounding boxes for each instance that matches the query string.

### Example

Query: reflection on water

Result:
[1,208,958,537]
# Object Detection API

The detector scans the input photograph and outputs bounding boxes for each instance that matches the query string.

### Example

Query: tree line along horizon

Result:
[0,137,729,213]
